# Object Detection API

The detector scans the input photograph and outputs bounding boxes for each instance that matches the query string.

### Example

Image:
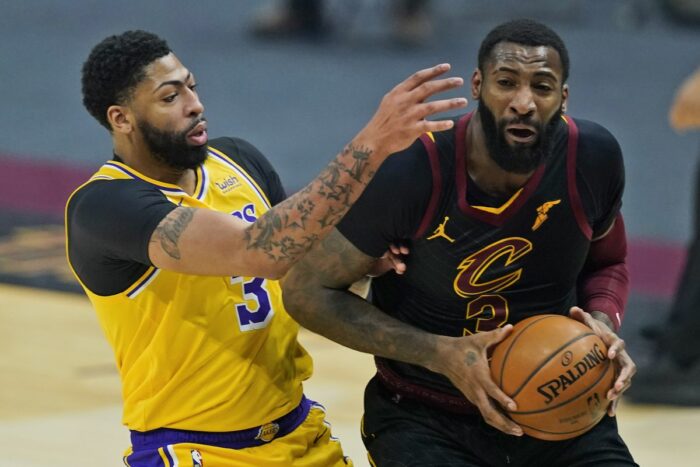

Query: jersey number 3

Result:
[453,238,533,334]
[231,276,274,331]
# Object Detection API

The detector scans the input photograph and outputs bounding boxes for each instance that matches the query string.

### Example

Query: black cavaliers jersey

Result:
[337,112,624,397]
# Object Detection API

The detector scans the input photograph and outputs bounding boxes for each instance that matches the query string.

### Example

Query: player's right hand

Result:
[431,326,524,436]
[354,63,467,157]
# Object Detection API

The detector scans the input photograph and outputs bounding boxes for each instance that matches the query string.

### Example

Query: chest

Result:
[164,159,271,222]
[405,150,591,306]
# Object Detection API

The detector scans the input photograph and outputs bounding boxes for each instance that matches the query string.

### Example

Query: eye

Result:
[163,93,177,103]
[534,83,554,92]
[497,78,514,87]
[188,83,198,92]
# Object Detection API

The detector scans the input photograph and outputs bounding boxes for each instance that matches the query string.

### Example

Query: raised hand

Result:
[569,306,637,416]
[355,63,467,157]
[431,325,524,436]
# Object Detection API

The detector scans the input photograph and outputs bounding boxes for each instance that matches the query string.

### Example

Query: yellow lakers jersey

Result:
[65,139,312,432]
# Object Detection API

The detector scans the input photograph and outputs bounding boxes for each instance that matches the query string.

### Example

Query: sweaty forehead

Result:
[488,42,562,74]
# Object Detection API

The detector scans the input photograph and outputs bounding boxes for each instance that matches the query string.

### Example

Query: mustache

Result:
[502,115,538,127]
[184,116,207,134]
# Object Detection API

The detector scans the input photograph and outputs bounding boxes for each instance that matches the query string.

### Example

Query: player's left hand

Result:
[569,306,637,416]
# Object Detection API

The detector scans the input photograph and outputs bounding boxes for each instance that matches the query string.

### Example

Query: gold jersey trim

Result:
[471,187,524,214]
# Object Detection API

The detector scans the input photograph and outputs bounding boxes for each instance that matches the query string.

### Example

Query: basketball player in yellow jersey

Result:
[67,30,467,466]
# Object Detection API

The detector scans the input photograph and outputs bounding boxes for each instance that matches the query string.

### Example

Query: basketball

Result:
[490,314,615,441]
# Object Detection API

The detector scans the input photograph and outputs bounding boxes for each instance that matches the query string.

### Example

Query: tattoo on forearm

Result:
[282,231,439,368]
[153,208,194,260]
[244,142,376,263]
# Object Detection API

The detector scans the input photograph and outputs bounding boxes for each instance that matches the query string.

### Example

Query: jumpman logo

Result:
[427,216,455,243]
[532,199,561,231]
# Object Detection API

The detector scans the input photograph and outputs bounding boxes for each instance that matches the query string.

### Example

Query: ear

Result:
[561,84,569,113]
[471,68,482,100]
[106,105,134,134]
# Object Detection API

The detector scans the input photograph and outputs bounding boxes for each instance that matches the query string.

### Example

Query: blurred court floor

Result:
[1,283,697,466]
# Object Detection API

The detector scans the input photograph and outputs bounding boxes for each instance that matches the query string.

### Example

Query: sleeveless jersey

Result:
[373,114,594,396]
[65,141,312,432]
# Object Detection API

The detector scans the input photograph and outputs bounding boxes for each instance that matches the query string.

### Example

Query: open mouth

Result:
[186,122,208,146]
[506,126,537,144]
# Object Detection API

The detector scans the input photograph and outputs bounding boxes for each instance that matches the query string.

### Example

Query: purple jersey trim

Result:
[195,164,208,200]
[126,268,160,299]
[103,162,185,194]
[129,395,311,451]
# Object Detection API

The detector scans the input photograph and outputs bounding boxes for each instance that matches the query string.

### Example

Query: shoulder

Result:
[208,136,273,171]
[208,136,285,204]
[570,118,625,233]
[336,135,436,251]
[68,178,162,214]
[573,118,623,169]
[370,135,434,198]
[67,178,172,239]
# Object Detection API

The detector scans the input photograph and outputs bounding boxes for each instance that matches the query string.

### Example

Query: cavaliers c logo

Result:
[453,237,533,298]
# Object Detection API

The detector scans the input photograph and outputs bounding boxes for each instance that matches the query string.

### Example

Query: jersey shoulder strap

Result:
[413,131,444,239]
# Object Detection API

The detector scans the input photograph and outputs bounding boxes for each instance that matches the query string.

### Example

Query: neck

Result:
[466,112,534,198]
[113,137,197,194]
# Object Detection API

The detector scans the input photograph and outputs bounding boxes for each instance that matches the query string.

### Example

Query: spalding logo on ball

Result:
[489,314,615,441]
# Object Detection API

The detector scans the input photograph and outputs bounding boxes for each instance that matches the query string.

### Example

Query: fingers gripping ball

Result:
[489,315,615,441]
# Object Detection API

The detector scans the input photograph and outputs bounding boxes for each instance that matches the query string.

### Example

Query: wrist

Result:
[350,130,389,162]
[590,310,616,332]
[424,335,457,375]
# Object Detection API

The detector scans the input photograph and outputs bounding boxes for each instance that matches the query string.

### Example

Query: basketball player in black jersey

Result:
[282,19,637,465]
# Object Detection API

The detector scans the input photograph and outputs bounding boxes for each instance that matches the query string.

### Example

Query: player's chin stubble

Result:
[139,119,208,171]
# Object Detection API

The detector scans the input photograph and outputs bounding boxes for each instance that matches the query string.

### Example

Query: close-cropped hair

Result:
[478,19,570,83]
[81,30,171,130]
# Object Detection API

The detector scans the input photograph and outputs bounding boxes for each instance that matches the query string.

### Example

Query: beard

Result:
[477,99,561,174]
[138,117,208,171]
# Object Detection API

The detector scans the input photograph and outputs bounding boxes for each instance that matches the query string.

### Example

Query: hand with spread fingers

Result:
[356,63,467,156]
[569,306,637,416]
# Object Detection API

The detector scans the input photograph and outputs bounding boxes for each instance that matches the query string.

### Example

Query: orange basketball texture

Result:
[489,314,615,441]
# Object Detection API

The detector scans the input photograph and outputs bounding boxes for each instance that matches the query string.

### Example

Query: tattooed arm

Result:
[281,229,523,436]
[148,63,467,278]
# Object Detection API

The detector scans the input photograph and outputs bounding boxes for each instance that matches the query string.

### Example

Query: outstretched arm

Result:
[149,64,467,278]
[281,229,523,436]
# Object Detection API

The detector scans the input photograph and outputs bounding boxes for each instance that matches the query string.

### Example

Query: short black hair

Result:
[81,30,171,130]
[478,19,569,83]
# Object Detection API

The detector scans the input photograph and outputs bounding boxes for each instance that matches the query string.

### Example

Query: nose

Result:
[509,86,536,117]
[186,88,204,117]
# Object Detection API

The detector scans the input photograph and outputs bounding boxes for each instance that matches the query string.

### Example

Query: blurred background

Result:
[0,0,698,465]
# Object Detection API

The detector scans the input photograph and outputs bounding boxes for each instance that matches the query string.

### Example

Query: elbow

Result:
[264,266,288,281]
[279,269,306,320]
[249,260,291,281]
[279,266,325,329]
